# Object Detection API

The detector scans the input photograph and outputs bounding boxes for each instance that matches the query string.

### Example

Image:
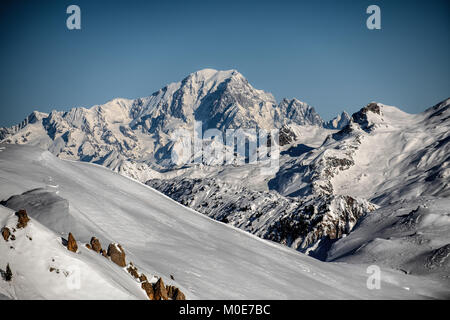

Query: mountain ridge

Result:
[0,69,327,171]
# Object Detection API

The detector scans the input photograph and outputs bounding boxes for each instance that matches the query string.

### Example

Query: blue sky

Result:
[0,0,448,126]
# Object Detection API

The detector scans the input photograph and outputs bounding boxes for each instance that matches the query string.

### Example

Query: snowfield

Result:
[0,144,447,299]
[327,197,450,282]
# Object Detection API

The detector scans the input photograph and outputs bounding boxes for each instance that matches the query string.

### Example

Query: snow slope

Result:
[331,100,450,204]
[0,206,145,300]
[0,144,447,299]
[327,197,450,285]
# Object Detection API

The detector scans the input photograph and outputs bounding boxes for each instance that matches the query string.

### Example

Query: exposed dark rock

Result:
[90,237,102,253]
[15,209,30,229]
[107,243,126,267]
[166,285,186,300]
[279,126,297,146]
[363,102,381,115]
[49,267,60,273]
[139,273,148,283]
[4,264,12,281]
[351,102,381,132]
[67,232,78,253]
[141,281,155,300]
[1,227,10,241]
[174,289,186,300]
[127,265,139,279]
[153,277,168,300]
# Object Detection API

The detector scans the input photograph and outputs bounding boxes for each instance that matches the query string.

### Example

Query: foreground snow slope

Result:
[327,197,450,283]
[0,206,145,300]
[0,144,447,299]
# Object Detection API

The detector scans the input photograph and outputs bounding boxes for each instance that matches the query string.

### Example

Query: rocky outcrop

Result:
[15,209,30,229]
[1,227,10,241]
[124,260,185,300]
[153,278,168,300]
[141,281,155,300]
[278,126,297,146]
[166,285,186,300]
[90,237,102,253]
[4,264,12,281]
[86,235,113,258]
[67,232,78,253]
[154,278,168,300]
[127,264,139,279]
[332,102,382,137]
[107,243,126,267]
[139,273,148,283]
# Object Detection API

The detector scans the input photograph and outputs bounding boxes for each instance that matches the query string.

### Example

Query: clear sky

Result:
[0,0,448,127]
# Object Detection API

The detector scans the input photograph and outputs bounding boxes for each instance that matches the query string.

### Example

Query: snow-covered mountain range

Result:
[0,69,335,177]
[147,98,449,260]
[0,69,449,299]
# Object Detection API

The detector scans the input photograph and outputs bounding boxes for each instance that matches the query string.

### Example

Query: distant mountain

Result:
[324,111,351,129]
[0,69,324,180]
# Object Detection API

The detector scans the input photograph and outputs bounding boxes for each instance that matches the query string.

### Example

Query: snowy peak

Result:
[276,98,323,127]
[0,111,48,141]
[0,68,329,173]
[351,102,384,132]
[324,111,350,129]
[130,68,280,132]
[332,102,407,140]
[184,68,242,85]
[129,69,324,133]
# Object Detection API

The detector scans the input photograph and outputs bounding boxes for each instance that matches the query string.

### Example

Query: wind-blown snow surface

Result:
[0,145,447,299]
[327,197,450,283]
